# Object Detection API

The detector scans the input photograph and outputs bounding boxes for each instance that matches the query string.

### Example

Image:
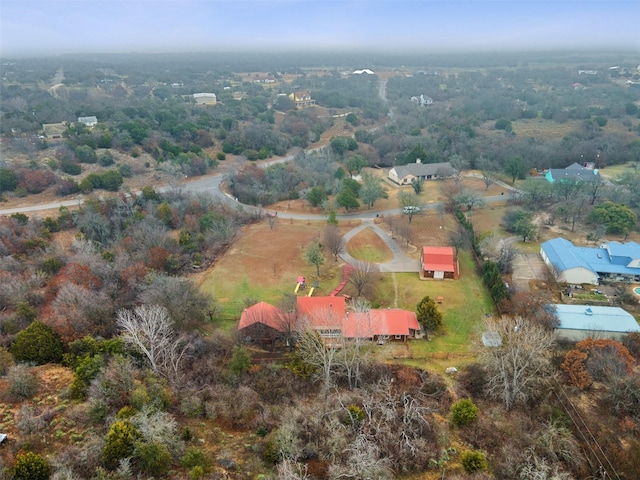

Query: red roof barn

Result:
[421,246,459,280]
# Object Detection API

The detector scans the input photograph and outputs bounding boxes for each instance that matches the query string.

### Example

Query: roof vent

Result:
[585,307,593,315]
[597,253,602,258]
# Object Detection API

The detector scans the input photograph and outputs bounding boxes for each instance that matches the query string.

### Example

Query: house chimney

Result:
[416,158,421,164]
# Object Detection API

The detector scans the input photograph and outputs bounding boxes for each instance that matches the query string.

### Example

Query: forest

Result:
[1,50,640,479]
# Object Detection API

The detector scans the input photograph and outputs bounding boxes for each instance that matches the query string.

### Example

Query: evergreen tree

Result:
[416,296,443,337]
[11,321,64,365]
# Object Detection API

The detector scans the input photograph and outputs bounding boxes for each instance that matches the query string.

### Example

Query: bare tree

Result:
[53,283,114,338]
[337,298,373,389]
[276,293,304,348]
[328,433,394,479]
[324,224,346,261]
[448,226,470,256]
[296,309,342,400]
[117,305,174,372]
[496,242,517,274]
[398,191,420,223]
[454,188,485,212]
[347,260,381,298]
[116,304,190,387]
[480,316,556,410]
[477,157,500,190]
[139,273,213,330]
[396,221,412,246]
[277,457,312,479]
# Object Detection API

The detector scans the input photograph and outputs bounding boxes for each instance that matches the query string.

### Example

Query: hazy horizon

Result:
[1,0,639,58]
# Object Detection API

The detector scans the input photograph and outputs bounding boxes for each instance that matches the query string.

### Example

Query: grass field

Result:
[399,252,495,371]
[197,220,351,327]
[598,161,639,180]
[346,227,394,262]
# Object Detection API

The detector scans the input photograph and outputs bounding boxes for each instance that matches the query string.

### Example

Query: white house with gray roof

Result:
[388,161,455,185]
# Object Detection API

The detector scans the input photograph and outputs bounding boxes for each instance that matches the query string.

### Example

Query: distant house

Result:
[42,122,67,139]
[388,161,455,185]
[288,90,315,108]
[545,162,601,184]
[549,304,640,341]
[193,93,217,105]
[540,238,640,285]
[77,116,97,127]
[352,69,375,75]
[410,94,433,106]
[253,74,277,84]
[237,295,420,346]
[421,246,459,280]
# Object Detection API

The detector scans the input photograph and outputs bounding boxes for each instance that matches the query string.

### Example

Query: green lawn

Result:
[396,252,495,370]
[598,161,639,180]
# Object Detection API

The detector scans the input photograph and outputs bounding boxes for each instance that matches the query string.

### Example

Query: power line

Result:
[552,377,621,480]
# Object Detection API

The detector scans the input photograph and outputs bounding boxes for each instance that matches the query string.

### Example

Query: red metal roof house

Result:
[238,296,420,345]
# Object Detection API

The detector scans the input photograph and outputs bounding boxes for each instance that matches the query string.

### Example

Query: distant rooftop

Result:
[550,304,640,333]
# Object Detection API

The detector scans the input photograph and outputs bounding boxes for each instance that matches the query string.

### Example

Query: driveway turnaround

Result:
[339,219,420,273]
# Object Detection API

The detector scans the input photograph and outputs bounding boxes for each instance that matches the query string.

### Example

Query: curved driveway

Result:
[340,219,419,273]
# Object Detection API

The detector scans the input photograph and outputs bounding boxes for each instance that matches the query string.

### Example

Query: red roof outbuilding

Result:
[421,246,459,280]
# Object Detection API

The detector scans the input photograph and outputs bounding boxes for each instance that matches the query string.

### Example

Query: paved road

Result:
[0,168,514,275]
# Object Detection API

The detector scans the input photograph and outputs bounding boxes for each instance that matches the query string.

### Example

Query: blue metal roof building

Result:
[541,238,640,285]
[550,304,640,341]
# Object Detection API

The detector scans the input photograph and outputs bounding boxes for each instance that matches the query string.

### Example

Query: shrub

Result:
[7,364,38,400]
[141,185,160,201]
[0,347,14,375]
[60,157,82,175]
[99,151,115,166]
[461,450,488,473]
[181,447,211,471]
[458,363,488,398]
[100,170,123,191]
[135,441,171,477]
[102,420,142,470]
[216,152,226,160]
[118,164,133,178]
[75,145,98,164]
[495,118,512,132]
[10,321,64,364]
[41,257,63,274]
[0,168,19,191]
[594,115,608,127]
[229,345,252,376]
[17,168,56,194]
[13,452,51,480]
[450,398,479,426]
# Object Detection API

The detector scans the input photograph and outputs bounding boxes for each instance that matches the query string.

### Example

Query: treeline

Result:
[0,189,257,343]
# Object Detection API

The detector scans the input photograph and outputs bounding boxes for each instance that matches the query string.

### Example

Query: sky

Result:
[1,0,639,57]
